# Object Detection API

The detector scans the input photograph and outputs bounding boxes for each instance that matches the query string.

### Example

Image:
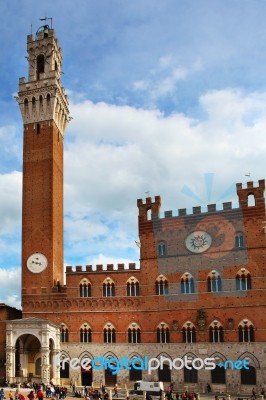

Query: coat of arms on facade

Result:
[196,309,207,331]
[227,318,234,330]
[172,320,178,331]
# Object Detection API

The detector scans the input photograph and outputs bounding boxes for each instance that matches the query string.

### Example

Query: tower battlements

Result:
[17,26,69,135]
[65,263,138,274]
[137,180,265,224]
[236,179,265,191]
[162,201,236,219]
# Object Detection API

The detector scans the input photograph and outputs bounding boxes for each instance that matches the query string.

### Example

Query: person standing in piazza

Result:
[37,388,44,400]
[113,385,118,398]
[27,391,34,400]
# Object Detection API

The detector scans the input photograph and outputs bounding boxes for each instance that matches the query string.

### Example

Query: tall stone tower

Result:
[17,24,69,301]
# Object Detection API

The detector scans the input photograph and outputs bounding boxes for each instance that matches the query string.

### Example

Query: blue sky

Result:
[0,0,266,308]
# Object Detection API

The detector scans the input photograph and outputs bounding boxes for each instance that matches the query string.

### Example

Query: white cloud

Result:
[0,268,21,309]
[132,55,202,101]
[0,125,21,163]
[0,171,22,235]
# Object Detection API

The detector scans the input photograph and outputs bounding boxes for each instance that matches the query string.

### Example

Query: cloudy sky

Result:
[0,0,266,309]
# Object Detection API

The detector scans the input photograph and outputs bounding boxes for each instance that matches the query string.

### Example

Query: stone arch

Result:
[238,352,260,368]
[209,351,227,363]
[6,318,61,385]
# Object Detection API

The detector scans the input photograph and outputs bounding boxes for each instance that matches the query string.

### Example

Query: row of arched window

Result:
[24,94,51,109]
[157,233,245,257]
[60,320,255,344]
[79,269,252,298]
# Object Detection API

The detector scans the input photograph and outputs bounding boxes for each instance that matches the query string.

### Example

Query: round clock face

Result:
[26,252,48,273]
[185,231,212,253]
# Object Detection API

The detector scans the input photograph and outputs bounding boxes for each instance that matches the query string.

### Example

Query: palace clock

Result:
[26,252,48,273]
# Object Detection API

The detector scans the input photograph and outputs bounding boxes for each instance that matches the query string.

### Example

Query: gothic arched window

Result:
[182,322,196,343]
[181,273,195,294]
[60,325,69,343]
[80,324,92,343]
[236,269,251,291]
[79,281,91,297]
[127,277,140,296]
[128,324,141,343]
[238,320,255,342]
[209,321,224,343]
[156,322,170,343]
[207,271,222,292]
[103,278,115,297]
[103,323,116,343]
[155,275,168,295]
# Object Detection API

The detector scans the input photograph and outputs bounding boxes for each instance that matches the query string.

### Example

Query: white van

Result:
[133,381,164,395]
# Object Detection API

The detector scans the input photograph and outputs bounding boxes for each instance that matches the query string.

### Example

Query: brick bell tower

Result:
[17,23,70,302]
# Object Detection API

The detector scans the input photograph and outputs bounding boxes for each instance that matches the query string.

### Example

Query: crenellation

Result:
[247,181,254,189]
[164,210,173,218]
[237,179,265,191]
[223,201,232,210]
[193,206,201,214]
[259,179,265,188]
[128,263,137,270]
[178,208,186,216]
[137,196,161,206]
[64,263,138,274]
[145,197,152,205]
[207,204,216,212]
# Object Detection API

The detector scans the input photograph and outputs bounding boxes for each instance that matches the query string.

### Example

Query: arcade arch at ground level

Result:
[6,318,61,385]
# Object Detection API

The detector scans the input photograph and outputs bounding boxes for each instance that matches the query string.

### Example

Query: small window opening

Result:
[37,124,41,134]
[36,54,45,80]
[247,194,255,207]
[32,97,36,112]
[147,209,151,220]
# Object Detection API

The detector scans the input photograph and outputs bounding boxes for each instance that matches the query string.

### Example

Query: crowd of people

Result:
[0,381,265,400]
[73,384,111,400]
[0,383,68,400]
